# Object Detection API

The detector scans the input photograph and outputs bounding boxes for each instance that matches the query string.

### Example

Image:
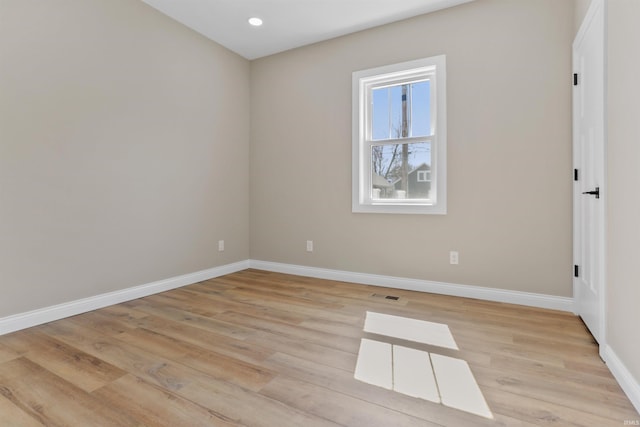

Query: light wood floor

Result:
[0,269,637,426]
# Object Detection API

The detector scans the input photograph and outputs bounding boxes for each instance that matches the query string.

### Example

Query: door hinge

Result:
[574,265,579,278]
[574,169,579,181]
[573,73,579,86]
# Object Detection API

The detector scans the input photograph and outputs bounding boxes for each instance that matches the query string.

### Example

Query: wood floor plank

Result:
[174,349,274,392]
[122,298,255,340]
[42,319,272,393]
[489,354,623,392]
[217,287,353,323]
[93,374,243,427]
[0,342,20,364]
[261,374,440,427]
[298,316,366,338]
[0,357,138,426]
[0,329,38,354]
[474,365,640,421]
[121,313,273,364]
[42,321,317,425]
[215,310,361,353]
[114,327,275,392]
[65,310,138,336]
[483,386,628,427]
[144,291,227,317]
[0,394,43,427]
[563,359,618,378]
[179,374,343,427]
[178,287,312,325]
[40,320,196,393]
[181,381,340,427]
[0,329,126,393]
[246,331,358,372]
[98,302,150,320]
[461,337,567,369]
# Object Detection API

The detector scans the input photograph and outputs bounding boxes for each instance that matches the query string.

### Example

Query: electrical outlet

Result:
[306,240,313,252]
[449,250,459,265]
[218,240,225,252]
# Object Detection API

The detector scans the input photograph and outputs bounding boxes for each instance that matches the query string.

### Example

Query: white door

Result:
[573,0,605,344]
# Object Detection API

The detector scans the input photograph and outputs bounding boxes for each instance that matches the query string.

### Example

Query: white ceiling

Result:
[141,0,475,60]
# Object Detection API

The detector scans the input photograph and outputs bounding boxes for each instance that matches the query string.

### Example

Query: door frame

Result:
[572,0,607,352]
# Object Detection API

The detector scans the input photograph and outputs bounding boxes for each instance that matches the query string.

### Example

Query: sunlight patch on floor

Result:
[353,338,392,389]
[431,353,492,419]
[392,344,440,402]
[354,312,493,419]
[363,311,459,350]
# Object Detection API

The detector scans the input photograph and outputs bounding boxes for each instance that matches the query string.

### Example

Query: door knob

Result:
[582,187,600,199]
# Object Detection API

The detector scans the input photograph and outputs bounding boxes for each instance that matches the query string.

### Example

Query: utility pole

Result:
[401,84,409,194]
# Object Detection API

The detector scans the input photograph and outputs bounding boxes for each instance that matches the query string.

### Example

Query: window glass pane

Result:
[371,141,432,200]
[372,86,399,140]
[372,81,430,140]
[411,81,431,137]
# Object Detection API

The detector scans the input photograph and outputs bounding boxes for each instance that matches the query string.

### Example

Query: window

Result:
[352,55,447,214]
[417,170,430,182]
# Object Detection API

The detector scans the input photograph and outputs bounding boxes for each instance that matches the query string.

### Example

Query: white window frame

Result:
[352,55,447,214]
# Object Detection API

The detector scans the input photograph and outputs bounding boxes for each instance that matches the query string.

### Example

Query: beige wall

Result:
[607,0,640,390]
[0,0,250,317]
[250,0,574,296]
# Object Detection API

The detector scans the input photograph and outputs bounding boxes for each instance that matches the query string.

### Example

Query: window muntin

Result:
[352,56,447,214]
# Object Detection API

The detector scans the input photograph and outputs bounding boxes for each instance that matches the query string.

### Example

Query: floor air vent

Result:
[371,293,400,301]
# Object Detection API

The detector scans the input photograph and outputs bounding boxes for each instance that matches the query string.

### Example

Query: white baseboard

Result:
[602,345,640,415]
[249,260,575,312]
[0,260,249,336]
[1,259,574,337]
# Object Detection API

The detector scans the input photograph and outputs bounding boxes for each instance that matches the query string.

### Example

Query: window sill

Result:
[352,203,447,215]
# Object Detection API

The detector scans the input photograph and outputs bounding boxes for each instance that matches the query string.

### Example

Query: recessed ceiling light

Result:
[248,17,263,27]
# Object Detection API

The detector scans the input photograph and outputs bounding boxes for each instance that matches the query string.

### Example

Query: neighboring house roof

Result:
[372,173,394,188]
